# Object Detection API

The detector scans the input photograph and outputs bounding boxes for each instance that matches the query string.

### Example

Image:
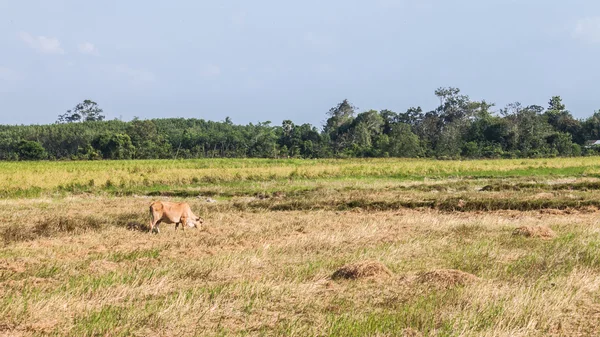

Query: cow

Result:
[149,201,204,233]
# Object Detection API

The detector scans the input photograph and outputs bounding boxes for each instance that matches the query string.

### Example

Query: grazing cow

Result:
[149,201,204,233]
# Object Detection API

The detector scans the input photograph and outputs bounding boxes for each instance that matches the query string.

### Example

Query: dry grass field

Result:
[2,158,600,336]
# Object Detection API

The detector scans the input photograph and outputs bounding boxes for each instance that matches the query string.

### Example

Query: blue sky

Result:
[1,0,599,126]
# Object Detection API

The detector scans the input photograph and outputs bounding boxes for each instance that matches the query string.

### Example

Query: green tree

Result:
[379,109,398,134]
[547,132,575,157]
[415,111,442,156]
[0,133,18,160]
[548,96,565,111]
[17,140,47,160]
[349,110,384,156]
[247,122,278,158]
[324,99,356,134]
[436,121,465,158]
[126,119,172,159]
[322,100,358,156]
[542,96,584,144]
[387,123,422,157]
[582,111,600,141]
[58,100,105,123]
[396,107,423,129]
[92,133,135,159]
[462,141,480,158]
[434,87,472,123]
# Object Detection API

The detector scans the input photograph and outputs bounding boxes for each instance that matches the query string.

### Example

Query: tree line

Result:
[2,88,600,161]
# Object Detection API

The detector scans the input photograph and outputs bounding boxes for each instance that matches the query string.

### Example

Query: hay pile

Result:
[332,260,393,280]
[416,269,479,288]
[0,260,26,273]
[513,225,557,239]
[580,205,598,213]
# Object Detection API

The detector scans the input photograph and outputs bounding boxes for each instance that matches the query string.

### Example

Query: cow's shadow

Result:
[126,221,151,232]
[125,221,208,233]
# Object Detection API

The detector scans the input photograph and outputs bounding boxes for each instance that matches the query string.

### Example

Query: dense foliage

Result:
[2,88,600,160]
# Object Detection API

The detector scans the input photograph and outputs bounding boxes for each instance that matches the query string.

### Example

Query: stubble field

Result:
[2,158,600,336]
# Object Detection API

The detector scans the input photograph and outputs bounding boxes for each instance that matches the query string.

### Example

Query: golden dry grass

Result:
[415,269,479,289]
[512,225,558,240]
[1,158,600,336]
[0,195,600,336]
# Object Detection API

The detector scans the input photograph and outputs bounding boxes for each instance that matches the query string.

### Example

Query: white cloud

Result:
[573,17,600,44]
[111,64,156,86]
[18,31,64,54]
[78,42,98,55]
[200,64,221,77]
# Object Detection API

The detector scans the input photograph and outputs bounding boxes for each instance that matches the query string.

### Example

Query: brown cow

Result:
[149,201,204,233]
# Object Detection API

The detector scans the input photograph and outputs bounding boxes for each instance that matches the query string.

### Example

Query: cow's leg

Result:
[150,209,161,234]
[150,219,161,234]
[179,216,187,231]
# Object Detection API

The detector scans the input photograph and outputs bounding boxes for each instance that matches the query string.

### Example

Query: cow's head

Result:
[186,216,204,229]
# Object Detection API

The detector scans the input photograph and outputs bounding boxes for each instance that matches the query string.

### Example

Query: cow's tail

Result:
[149,202,156,218]
[148,203,155,232]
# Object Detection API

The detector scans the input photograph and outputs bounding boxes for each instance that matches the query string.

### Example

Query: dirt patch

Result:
[416,269,479,288]
[332,260,393,280]
[25,318,59,334]
[0,260,26,274]
[0,323,14,333]
[513,225,557,240]
[539,209,565,215]
[1,277,57,294]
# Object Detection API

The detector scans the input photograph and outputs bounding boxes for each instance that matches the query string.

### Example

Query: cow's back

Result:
[150,201,190,222]
[150,201,166,213]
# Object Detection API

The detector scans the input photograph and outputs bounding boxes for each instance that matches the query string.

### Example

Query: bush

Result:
[462,142,480,158]
[572,144,582,157]
[17,140,47,160]
[92,133,135,160]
